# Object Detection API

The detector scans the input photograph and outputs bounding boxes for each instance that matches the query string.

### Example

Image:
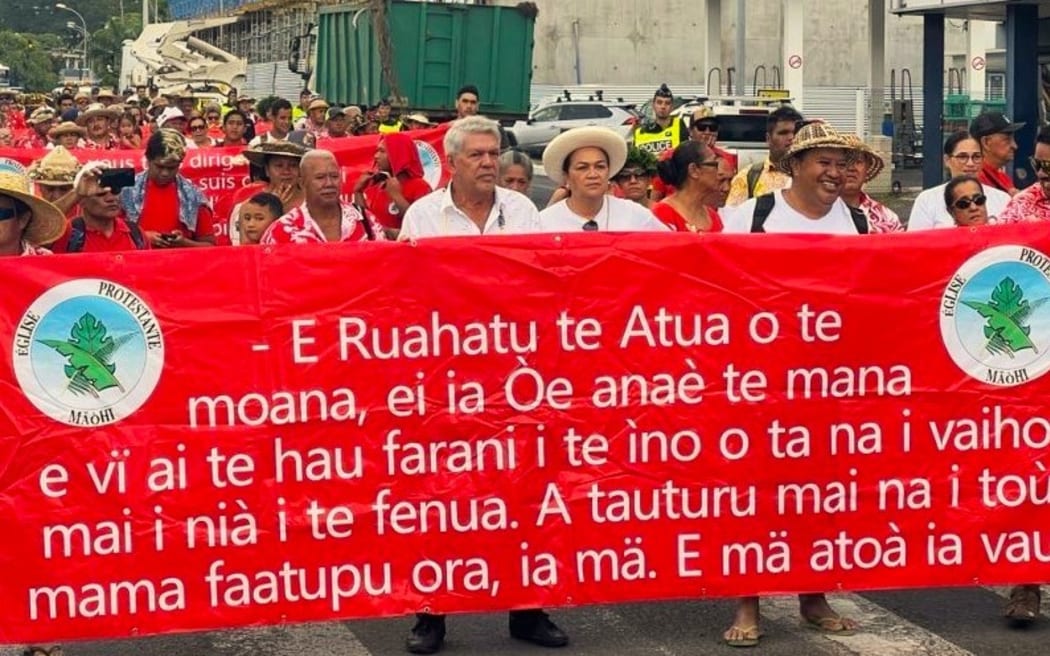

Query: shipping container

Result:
[312,1,535,120]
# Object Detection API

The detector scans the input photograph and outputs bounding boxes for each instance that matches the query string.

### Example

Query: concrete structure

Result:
[892,0,1047,188]
[526,0,928,90]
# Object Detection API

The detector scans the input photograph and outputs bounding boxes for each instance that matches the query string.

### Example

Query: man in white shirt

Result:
[723,122,869,236]
[538,126,668,232]
[721,122,864,647]
[398,118,563,655]
[400,115,540,239]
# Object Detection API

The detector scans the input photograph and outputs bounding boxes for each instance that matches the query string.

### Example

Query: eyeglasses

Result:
[582,220,599,232]
[952,194,987,210]
[691,123,718,132]
[190,124,206,131]
[205,115,220,122]
[0,207,18,221]
[695,159,721,169]
[950,153,983,163]
[615,169,650,181]
[1030,157,1050,175]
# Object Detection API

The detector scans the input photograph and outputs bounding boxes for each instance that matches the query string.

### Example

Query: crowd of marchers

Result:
[4,81,1049,654]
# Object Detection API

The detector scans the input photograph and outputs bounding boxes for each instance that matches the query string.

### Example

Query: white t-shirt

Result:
[399,184,541,239]
[538,196,669,232]
[722,190,861,234]
[906,182,1010,231]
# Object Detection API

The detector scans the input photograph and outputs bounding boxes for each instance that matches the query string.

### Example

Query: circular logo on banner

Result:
[415,140,443,190]
[13,279,165,426]
[940,245,1050,387]
[0,158,27,176]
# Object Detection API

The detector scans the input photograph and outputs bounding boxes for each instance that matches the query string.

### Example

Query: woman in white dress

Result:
[908,130,1010,230]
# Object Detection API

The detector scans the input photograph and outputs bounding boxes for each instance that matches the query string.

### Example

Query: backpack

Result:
[749,193,869,234]
[66,217,148,253]
[745,162,764,199]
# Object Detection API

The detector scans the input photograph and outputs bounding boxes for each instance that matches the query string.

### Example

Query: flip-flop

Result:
[723,624,761,648]
[801,615,858,636]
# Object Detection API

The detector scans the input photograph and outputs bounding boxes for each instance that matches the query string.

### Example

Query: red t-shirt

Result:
[50,217,150,253]
[651,201,723,233]
[978,163,1017,195]
[137,179,215,240]
[364,176,432,229]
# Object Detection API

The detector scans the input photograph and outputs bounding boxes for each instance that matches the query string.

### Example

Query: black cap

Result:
[970,111,1025,139]
[326,106,347,120]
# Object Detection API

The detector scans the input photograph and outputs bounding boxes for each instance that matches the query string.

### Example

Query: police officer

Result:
[633,84,689,155]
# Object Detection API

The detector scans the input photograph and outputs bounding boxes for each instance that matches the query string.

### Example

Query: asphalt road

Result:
[5,587,1050,656]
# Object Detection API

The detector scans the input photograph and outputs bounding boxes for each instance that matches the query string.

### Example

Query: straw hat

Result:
[27,146,81,187]
[777,121,860,175]
[157,107,187,127]
[404,112,435,127]
[243,140,308,168]
[542,126,628,186]
[307,98,330,112]
[0,170,66,245]
[842,134,884,183]
[27,107,56,126]
[96,89,116,100]
[76,103,119,125]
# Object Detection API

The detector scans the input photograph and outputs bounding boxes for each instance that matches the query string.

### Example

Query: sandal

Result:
[800,614,858,636]
[1004,585,1041,623]
[723,624,761,648]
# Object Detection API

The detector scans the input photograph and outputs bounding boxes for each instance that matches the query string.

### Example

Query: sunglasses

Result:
[206,115,220,122]
[691,122,718,132]
[190,124,206,131]
[1030,157,1050,175]
[952,194,987,210]
[0,207,19,221]
[615,169,650,181]
[582,220,599,232]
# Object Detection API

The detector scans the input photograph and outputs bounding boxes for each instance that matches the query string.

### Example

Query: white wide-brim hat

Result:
[542,126,628,186]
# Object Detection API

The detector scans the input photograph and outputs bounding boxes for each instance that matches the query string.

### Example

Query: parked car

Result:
[508,100,639,157]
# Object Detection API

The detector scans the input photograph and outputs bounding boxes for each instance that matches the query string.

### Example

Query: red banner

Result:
[3,226,1050,642]
[0,127,450,240]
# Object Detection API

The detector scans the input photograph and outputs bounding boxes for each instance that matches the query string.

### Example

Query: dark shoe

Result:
[406,613,446,654]
[509,609,569,648]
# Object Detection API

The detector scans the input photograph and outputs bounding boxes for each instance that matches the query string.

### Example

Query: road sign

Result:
[788,54,803,69]
[971,56,985,71]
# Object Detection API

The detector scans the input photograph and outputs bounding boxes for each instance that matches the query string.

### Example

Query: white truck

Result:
[119,19,246,95]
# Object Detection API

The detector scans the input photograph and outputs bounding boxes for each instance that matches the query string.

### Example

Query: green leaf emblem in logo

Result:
[37,313,133,397]
[962,277,1048,358]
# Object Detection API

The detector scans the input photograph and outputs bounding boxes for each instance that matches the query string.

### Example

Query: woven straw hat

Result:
[243,140,309,168]
[307,98,330,112]
[27,146,81,187]
[778,121,861,175]
[842,134,884,183]
[48,121,86,139]
[542,126,628,186]
[76,103,120,125]
[28,106,56,126]
[0,170,66,246]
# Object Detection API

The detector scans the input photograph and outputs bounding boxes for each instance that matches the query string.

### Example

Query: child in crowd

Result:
[237,192,283,245]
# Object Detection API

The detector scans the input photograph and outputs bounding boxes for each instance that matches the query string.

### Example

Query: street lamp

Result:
[55,3,88,81]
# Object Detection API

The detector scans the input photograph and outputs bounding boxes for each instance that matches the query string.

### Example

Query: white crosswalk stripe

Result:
[760,594,975,655]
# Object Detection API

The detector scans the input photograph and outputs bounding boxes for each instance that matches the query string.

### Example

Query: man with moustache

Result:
[50,162,149,253]
[998,125,1050,223]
